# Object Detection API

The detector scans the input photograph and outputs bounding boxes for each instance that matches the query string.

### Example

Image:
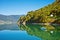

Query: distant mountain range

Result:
[0,14,22,24]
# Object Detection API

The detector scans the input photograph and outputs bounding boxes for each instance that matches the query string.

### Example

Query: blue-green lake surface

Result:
[0,24,60,40]
[0,24,41,40]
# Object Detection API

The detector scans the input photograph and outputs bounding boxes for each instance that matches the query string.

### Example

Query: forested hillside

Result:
[18,0,60,24]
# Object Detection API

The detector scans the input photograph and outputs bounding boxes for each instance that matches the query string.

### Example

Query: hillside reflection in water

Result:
[19,24,60,40]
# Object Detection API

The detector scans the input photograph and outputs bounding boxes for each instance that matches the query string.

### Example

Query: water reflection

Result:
[0,24,41,40]
[0,24,19,30]
[19,24,60,40]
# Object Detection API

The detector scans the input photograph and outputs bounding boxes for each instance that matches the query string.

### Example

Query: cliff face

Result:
[18,0,60,24]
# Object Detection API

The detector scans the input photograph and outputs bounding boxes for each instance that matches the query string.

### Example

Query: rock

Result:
[50,31,53,33]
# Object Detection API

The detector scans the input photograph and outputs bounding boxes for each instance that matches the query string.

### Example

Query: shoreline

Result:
[31,23,60,25]
[21,23,60,25]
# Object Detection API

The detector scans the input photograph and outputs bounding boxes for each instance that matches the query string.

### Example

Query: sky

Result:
[0,0,55,15]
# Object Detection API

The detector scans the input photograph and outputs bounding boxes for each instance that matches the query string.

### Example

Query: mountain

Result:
[18,0,60,24]
[7,15,21,22]
[0,14,21,24]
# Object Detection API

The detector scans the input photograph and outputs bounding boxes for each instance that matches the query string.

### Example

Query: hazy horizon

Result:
[0,0,55,15]
[0,14,24,16]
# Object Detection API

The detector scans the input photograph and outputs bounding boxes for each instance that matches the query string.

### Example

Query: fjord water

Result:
[0,24,60,40]
[0,24,41,40]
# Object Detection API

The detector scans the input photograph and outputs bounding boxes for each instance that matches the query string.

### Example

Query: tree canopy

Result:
[18,0,60,24]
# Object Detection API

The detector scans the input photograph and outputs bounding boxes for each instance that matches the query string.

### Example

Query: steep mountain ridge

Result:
[18,0,60,24]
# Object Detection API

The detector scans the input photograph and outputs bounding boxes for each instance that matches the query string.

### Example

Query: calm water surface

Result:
[0,24,41,40]
[0,24,60,40]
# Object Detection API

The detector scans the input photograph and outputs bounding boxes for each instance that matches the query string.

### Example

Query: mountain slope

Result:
[0,14,20,24]
[18,0,60,24]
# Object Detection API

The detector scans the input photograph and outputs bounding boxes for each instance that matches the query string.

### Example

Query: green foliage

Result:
[19,24,60,40]
[18,0,60,24]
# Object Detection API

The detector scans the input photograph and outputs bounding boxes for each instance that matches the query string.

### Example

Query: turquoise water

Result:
[0,24,41,40]
[0,24,60,40]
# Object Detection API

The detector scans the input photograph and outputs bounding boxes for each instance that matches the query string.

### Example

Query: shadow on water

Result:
[18,24,60,40]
